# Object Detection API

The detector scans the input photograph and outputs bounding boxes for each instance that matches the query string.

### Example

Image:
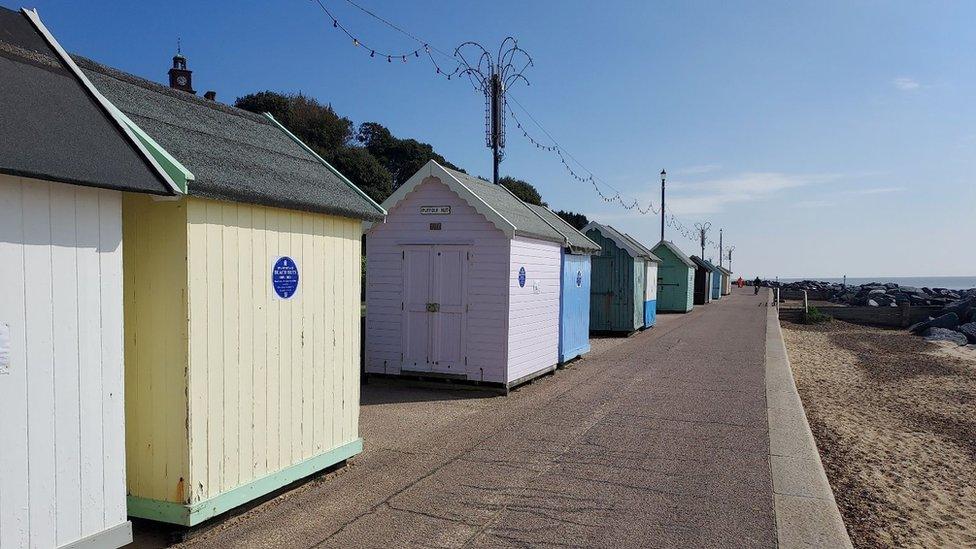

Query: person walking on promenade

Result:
[754,277,762,295]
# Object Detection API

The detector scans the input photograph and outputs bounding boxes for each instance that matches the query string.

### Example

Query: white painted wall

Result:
[507,237,561,384]
[0,174,129,549]
[646,262,658,300]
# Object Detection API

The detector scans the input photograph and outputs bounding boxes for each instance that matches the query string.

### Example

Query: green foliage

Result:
[235,94,463,204]
[357,122,465,189]
[803,306,832,324]
[499,176,546,206]
[323,145,391,203]
[235,91,353,152]
[555,210,588,230]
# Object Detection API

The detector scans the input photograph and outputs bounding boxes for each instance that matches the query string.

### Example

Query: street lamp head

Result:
[660,169,666,179]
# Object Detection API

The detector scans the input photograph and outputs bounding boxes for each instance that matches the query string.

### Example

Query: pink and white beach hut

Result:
[364,160,570,392]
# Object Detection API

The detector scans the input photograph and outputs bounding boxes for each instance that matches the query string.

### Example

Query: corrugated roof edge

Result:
[263,112,386,220]
[526,204,601,253]
[23,8,179,195]
[366,159,518,237]
[582,221,646,259]
[491,181,568,245]
[652,239,697,268]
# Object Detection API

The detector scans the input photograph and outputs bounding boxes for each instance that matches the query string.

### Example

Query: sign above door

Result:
[420,205,451,215]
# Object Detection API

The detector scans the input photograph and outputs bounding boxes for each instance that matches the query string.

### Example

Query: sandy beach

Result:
[782,319,976,548]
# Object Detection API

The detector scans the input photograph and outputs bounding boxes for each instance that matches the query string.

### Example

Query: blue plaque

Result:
[518,266,526,288]
[576,270,582,288]
[272,256,299,299]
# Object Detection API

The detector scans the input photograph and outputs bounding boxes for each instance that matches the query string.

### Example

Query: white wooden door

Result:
[401,246,432,371]
[430,246,467,374]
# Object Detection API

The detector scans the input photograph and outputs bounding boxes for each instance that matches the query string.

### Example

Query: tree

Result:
[235,91,353,153]
[555,210,588,230]
[498,176,546,206]
[324,145,392,204]
[357,122,464,189]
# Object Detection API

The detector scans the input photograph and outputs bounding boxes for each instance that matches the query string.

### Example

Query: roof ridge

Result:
[73,54,270,125]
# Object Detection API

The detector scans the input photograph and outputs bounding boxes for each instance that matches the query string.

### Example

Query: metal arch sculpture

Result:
[453,37,533,184]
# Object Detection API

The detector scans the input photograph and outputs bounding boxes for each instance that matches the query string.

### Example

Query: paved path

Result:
[177,288,774,548]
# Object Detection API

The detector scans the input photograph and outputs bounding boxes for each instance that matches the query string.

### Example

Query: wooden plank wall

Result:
[507,237,561,383]
[184,198,361,504]
[121,194,190,504]
[0,175,128,548]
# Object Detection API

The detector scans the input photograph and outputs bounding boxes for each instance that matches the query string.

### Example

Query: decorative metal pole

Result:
[660,169,666,241]
[455,37,533,185]
[695,221,711,259]
[719,229,723,268]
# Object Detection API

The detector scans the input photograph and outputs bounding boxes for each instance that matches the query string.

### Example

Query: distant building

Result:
[691,255,715,305]
[651,241,696,313]
[582,222,658,333]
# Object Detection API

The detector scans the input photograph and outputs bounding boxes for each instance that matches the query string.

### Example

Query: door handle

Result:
[426,302,440,312]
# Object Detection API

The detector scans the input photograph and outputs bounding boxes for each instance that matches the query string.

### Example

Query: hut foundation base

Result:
[127,438,363,527]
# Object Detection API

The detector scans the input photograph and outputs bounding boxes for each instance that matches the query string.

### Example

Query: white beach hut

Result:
[364,160,570,391]
[0,8,179,548]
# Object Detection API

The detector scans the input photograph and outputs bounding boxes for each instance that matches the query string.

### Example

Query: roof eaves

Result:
[437,163,518,238]
[263,112,386,219]
[22,8,180,196]
[494,184,565,245]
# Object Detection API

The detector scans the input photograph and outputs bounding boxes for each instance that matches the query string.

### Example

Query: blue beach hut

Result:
[706,259,722,300]
[528,205,601,363]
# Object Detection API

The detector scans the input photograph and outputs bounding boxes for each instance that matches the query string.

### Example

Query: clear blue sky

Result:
[25,0,975,277]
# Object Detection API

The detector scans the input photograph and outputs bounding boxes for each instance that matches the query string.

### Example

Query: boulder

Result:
[957,322,976,344]
[868,289,887,295]
[924,327,969,346]
[908,312,960,334]
[868,299,879,307]
[941,297,974,320]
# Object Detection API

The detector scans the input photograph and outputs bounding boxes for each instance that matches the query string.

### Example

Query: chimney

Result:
[204,91,216,101]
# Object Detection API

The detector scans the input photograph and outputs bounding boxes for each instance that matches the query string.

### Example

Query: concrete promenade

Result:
[175,289,781,548]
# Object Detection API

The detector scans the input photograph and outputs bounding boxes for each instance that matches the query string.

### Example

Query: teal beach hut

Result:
[528,205,601,363]
[618,232,661,328]
[583,222,652,333]
[651,240,695,313]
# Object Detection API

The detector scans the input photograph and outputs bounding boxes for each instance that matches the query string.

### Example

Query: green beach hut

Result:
[583,221,653,333]
[651,240,695,313]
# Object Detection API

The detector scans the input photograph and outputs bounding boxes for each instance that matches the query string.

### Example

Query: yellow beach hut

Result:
[78,55,386,525]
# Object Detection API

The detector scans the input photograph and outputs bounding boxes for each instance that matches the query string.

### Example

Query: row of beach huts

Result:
[0,8,731,549]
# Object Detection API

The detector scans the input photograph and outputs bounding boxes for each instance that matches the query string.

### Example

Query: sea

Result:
[778,276,976,291]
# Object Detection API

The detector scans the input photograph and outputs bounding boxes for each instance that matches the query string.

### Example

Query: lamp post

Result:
[660,169,666,242]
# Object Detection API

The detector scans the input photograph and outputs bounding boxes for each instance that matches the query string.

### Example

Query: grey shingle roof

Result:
[75,55,384,221]
[690,255,717,272]
[526,204,601,253]
[0,7,172,194]
[443,168,565,244]
[651,240,696,269]
[619,232,662,263]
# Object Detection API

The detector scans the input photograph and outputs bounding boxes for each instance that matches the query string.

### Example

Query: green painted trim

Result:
[128,438,363,526]
[262,112,387,216]
[107,105,195,194]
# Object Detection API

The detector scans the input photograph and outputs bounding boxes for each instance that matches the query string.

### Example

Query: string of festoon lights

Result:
[309,0,727,254]
[508,95,722,250]
[311,0,461,80]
